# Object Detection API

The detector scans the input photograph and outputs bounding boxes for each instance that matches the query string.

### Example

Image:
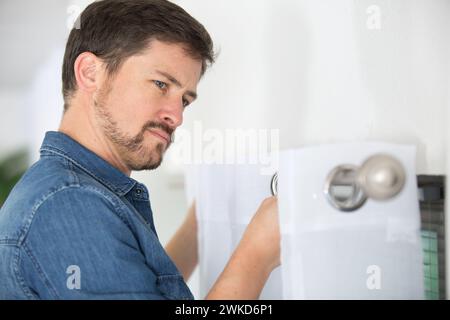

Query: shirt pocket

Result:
[156,274,194,300]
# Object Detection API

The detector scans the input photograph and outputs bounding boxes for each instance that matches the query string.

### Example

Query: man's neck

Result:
[58,105,132,177]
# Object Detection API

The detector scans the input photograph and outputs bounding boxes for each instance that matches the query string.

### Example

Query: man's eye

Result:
[154,80,167,90]
[183,98,190,108]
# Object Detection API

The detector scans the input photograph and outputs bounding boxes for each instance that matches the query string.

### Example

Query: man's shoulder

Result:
[0,156,124,244]
[0,158,160,300]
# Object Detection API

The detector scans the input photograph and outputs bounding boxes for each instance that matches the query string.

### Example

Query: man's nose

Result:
[158,98,184,129]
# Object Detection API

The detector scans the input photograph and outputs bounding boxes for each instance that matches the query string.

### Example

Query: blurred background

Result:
[0,0,449,299]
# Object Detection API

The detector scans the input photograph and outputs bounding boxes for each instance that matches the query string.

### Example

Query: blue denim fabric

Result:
[0,131,194,300]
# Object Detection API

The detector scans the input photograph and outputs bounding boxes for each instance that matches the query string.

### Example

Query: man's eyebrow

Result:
[155,70,197,100]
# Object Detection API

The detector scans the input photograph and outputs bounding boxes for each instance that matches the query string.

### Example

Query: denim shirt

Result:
[0,131,194,300]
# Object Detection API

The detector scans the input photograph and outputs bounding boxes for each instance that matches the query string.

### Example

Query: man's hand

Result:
[205,196,281,300]
[238,196,281,272]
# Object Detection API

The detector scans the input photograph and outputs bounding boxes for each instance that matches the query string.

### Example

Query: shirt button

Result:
[136,189,142,196]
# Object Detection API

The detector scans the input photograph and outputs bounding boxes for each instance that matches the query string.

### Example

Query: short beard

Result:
[93,81,173,171]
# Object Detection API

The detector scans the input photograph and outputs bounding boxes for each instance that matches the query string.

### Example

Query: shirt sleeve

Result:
[19,185,170,300]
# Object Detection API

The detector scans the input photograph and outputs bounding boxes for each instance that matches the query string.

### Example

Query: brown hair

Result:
[62,0,215,111]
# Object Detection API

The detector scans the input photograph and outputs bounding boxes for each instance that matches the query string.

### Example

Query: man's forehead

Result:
[140,41,202,76]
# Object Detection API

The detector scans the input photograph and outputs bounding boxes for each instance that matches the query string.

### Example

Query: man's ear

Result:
[73,52,100,94]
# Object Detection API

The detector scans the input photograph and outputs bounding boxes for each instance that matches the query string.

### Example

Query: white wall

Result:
[0,89,28,161]
[177,0,449,174]
[0,0,73,163]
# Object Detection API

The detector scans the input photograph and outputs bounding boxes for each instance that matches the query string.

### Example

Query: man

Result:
[0,0,280,300]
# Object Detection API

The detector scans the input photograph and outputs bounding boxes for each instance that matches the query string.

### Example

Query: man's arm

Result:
[205,197,280,299]
[165,202,198,282]
[166,197,280,299]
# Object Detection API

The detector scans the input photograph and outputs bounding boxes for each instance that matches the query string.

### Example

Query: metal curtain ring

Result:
[271,172,278,196]
[324,164,367,212]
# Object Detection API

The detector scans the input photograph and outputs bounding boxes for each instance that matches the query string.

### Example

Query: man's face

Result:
[93,40,202,171]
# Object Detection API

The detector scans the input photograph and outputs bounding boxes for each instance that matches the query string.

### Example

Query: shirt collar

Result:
[39,131,137,196]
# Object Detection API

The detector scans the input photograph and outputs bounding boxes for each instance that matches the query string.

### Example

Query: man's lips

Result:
[147,129,170,144]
